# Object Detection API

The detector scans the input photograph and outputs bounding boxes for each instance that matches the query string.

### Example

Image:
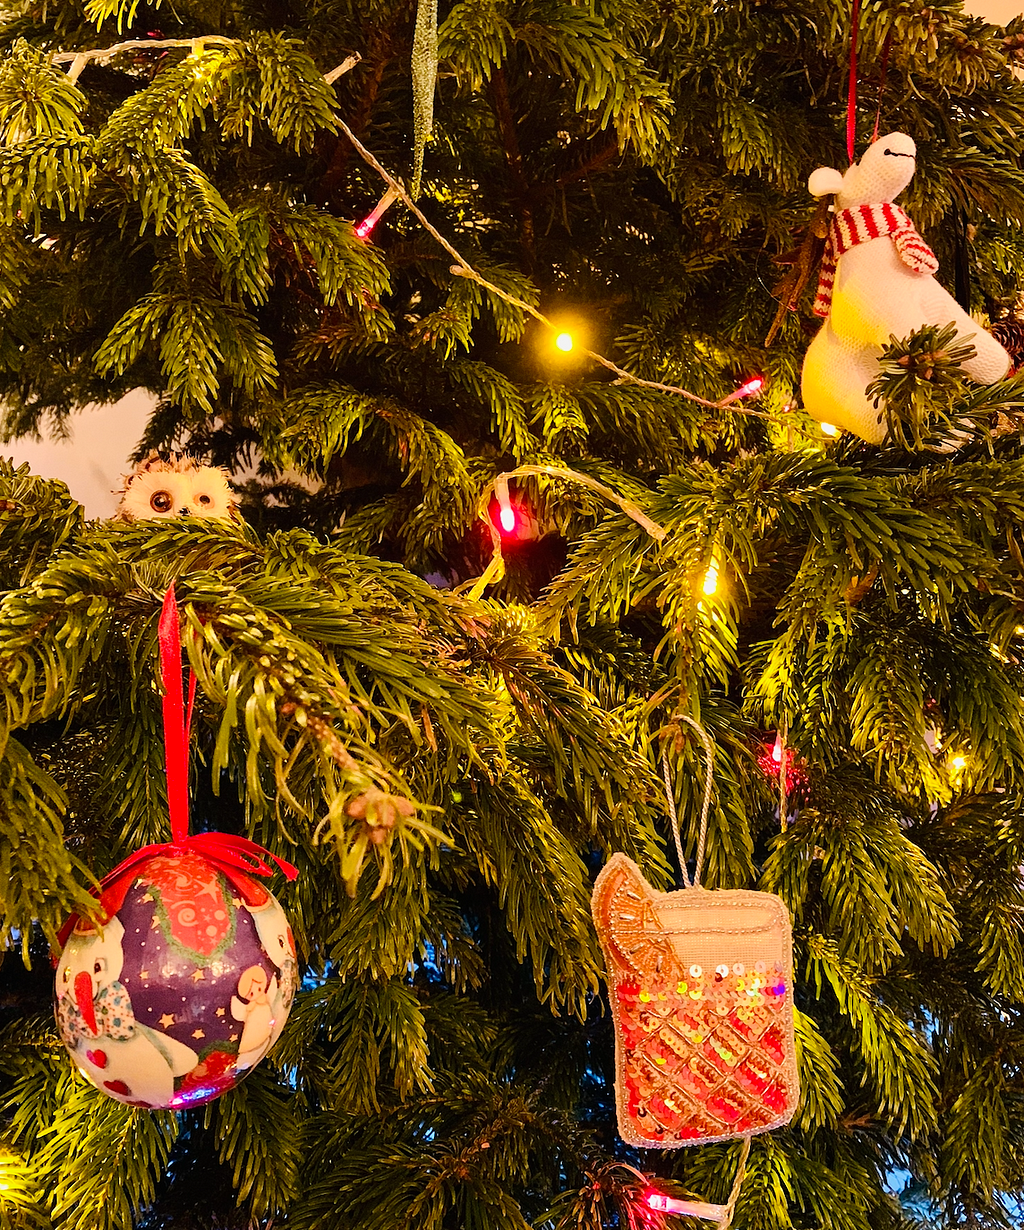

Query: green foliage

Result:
[0,42,85,144]
[0,1143,50,1230]
[0,134,94,231]
[0,462,83,590]
[202,1069,302,1217]
[792,1008,844,1134]
[34,1077,178,1230]
[0,737,98,953]
[95,280,278,415]
[6,0,1024,1227]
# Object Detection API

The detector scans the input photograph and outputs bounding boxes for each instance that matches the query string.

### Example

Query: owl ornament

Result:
[115,454,239,522]
[592,720,798,1228]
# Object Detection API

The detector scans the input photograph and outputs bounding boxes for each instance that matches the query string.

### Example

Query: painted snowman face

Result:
[57,918,125,999]
[56,918,126,1038]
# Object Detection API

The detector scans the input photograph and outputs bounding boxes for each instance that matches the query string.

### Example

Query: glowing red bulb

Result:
[642,1189,726,1220]
[756,733,807,794]
[720,373,766,406]
[499,505,516,533]
[354,187,400,242]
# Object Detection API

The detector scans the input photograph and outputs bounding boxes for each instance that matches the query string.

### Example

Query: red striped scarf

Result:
[813,202,938,318]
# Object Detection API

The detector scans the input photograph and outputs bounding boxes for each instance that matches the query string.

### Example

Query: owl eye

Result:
[150,490,173,513]
[197,493,212,506]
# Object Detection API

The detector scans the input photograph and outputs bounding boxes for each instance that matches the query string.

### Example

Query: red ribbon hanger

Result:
[56,585,297,952]
[847,0,860,162]
[848,0,893,159]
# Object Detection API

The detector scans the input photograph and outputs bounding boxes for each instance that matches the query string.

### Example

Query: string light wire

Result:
[50,38,787,420]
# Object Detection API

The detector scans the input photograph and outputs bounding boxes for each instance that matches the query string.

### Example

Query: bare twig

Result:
[52,37,361,87]
[329,111,770,417]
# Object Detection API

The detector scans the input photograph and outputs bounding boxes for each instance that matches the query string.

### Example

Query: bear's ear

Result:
[808,167,845,197]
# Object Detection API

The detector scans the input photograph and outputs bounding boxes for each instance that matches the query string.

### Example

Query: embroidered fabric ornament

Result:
[53,587,298,1109]
[801,132,1010,443]
[592,720,799,1154]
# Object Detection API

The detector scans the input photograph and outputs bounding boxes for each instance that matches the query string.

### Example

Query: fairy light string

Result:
[465,463,667,600]
[332,108,766,416]
[48,38,772,418]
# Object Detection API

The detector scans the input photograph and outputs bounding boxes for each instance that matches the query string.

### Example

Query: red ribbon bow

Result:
[56,586,297,954]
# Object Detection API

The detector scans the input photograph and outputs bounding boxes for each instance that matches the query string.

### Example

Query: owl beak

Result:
[178,507,190,516]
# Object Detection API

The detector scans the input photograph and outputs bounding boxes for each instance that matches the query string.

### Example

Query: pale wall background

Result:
[6,390,154,519]
[5,0,1022,518]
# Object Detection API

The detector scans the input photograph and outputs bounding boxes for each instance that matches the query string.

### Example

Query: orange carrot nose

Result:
[74,970,98,1036]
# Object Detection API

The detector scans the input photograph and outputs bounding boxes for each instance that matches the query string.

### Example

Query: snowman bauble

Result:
[55,850,297,1109]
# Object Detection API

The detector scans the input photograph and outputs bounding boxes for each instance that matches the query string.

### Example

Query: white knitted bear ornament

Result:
[801,132,1010,443]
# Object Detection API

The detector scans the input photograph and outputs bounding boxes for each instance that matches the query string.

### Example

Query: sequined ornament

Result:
[592,853,799,1147]
[55,852,297,1109]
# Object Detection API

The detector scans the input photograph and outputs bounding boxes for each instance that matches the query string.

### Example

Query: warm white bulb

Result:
[555,332,574,352]
[702,563,719,596]
[820,422,840,437]
[951,755,967,772]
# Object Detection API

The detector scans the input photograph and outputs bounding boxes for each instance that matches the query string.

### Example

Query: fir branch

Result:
[203,1068,302,1218]
[276,978,433,1114]
[454,775,602,1017]
[0,737,98,953]
[792,1008,844,1133]
[0,461,83,590]
[805,936,939,1140]
[35,1079,178,1230]
[941,1056,1008,1204]
[0,40,85,141]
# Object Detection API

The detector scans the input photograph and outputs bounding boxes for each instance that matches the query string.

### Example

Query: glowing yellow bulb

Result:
[702,562,719,596]
[555,332,574,352]
[951,755,966,771]
[821,422,840,437]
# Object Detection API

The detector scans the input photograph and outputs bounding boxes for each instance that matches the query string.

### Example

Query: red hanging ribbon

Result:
[847,0,860,162]
[55,586,298,956]
[871,30,893,145]
[159,585,191,846]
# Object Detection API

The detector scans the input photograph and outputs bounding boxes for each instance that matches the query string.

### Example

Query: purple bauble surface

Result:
[55,852,297,1109]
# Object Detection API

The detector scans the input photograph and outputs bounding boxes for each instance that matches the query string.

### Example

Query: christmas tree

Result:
[4,0,1024,1225]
